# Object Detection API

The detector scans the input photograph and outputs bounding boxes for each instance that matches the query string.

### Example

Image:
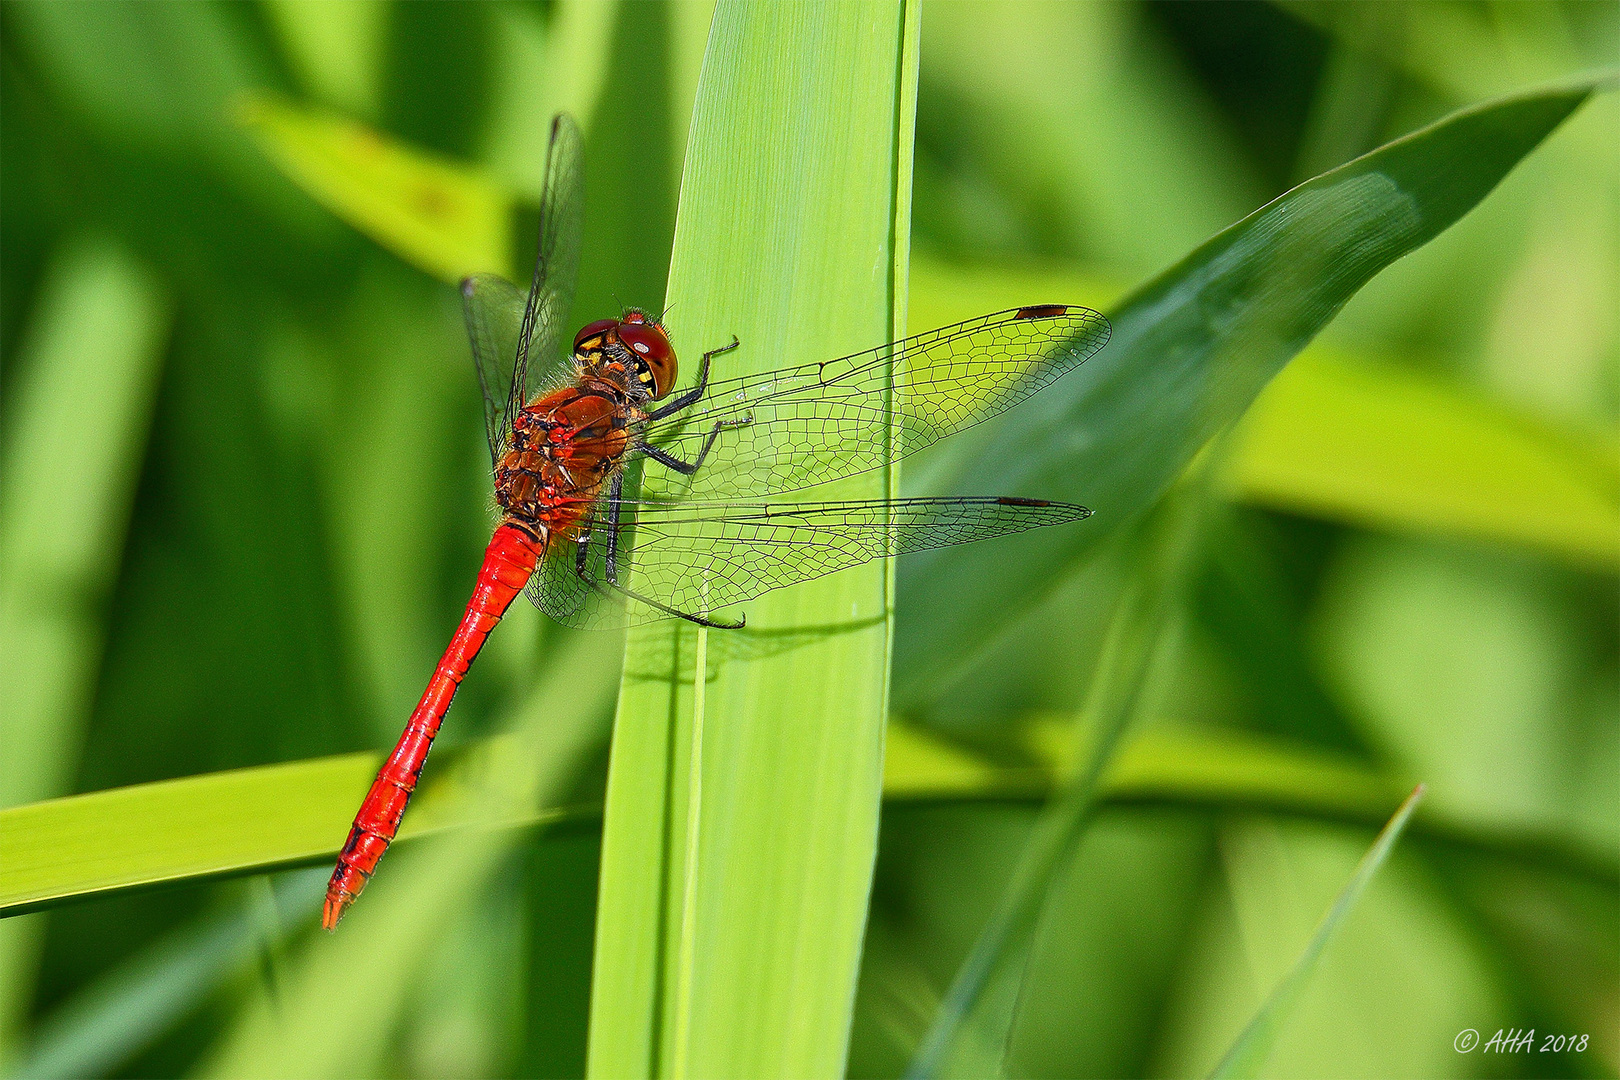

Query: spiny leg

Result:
[641,416,751,476]
[645,335,739,422]
[605,578,745,630]
[602,472,624,583]
[581,471,743,629]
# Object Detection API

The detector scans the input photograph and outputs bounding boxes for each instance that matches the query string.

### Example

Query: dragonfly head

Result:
[573,310,679,400]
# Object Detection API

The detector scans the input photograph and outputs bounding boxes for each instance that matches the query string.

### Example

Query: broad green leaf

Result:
[1208,785,1427,1080]
[1227,348,1620,571]
[587,6,920,1078]
[905,475,1206,1079]
[909,258,1620,572]
[238,95,515,282]
[0,237,168,1059]
[892,79,1605,706]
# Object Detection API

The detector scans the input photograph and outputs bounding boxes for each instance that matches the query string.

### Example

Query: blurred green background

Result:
[1,1,1615,1078]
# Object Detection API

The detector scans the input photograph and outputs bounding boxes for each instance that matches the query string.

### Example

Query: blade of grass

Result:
[904,470,1208,1079]
[1227,348,1619,571]
[0,739,594,918]
[197,629,622,1080]
[261,0,388,120]
[908,258,1620,571]
[892,78,1607,707]
[1208,785,1428,1080]
[0,237,168,1062]
[7,722,1606,920]
[587,5,920,1077]
[238,95,515,282]
[0,239,169,808]
[7,870,324,1080]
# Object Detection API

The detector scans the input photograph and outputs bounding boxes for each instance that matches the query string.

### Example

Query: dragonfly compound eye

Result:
[573,319,619,355]
[616,321,679,399]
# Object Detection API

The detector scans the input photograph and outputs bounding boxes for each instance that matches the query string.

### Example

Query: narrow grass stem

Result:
[670,625,708,1080]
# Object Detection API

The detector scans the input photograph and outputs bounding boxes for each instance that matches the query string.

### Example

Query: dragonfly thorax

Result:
[494,383,640,532]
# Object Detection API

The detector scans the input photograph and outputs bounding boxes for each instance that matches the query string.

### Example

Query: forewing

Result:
[510,113,585,427]
[640,306,1110,500]
[462,273,527,465]
[534,496,1091,628]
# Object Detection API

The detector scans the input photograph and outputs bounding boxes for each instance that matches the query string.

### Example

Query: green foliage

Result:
[908,474,1210,1079]
[589,6,919,1077]
[891,79,1600,703]
[1229,348,1620,571]
[2,2,1615,1079]
[1208,785,1426,1080]
[238,95,516,284]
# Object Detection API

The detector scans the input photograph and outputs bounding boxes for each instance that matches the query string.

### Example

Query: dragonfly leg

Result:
[591,472,742,628]
[605,578,745,630]
[601,473,624,582]
[645,335,740,421]
[641,415,752,476]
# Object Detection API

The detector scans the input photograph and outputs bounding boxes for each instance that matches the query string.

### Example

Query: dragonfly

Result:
[322,114,1110,929]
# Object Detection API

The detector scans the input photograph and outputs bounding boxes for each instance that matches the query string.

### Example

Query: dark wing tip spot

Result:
[1014,304,1069,320]
[997,496,1049,507]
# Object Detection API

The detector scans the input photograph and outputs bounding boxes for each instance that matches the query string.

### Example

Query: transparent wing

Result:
[528,496,1092,629]
[459,114,584,467]
[509,113,585,430]
[462,273,526,465]
[639,305,1110,500]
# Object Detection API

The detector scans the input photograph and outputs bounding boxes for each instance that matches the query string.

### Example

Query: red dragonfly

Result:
[322,114,1110,929]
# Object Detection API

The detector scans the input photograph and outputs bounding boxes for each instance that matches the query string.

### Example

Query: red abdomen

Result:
[322,522,545,928]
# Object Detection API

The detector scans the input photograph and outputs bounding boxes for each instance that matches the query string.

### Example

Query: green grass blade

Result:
[908,258,1619,571]
[7,723,1604,921]
[1228,348,1619,571]
[587,5,919,1077]
[905,477,1207,1080]
[0,238,169,809]
[0,736,597,918]
[197,630,621,1080]
[238,95,515,282]
[0,237,168,1060]
[9,870,323,1080]
[892,78,1605,705]
[1208,785,1428,1080]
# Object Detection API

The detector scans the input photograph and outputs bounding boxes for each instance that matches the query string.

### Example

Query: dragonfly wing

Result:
[510,113,585,430]
[527,505,672,630]
[462,273,527,465]
[639,306,1110,500]
[551,496,1092,625]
